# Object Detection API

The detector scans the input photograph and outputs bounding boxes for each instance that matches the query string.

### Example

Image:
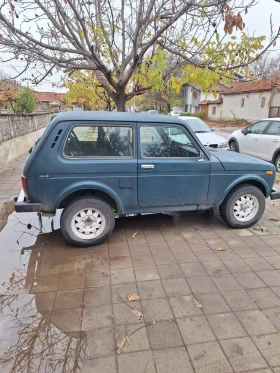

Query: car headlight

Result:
[218,142,228,148]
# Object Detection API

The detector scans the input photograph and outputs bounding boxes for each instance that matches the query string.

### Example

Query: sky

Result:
[0,0,279,93]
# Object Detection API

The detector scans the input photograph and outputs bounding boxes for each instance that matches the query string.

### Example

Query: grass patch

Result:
[276,173,280,183]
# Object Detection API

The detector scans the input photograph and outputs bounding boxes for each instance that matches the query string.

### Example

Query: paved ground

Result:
[1,154,280,373]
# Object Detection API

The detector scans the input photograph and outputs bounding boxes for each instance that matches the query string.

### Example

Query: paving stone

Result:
[177,316,216,345]
[172,249,198,263]
[257,270,280,287]
[84,286,111,307]
[157,264,184,279]
[194,292,230,314]
[51,308,82,332]
[232,247,259,258]
[109,244,130,257]
[223,258,252,274]
[110,256,132,269]
[113,302,143,325]
[193,249,219,262]
[152,252,177,265]
[111,268,135,285]
[142,298,173,322]
[169,295,203,318]
[153,347,194,373]
[115,323,150,353]
[180,262,207,277]
[162,278,191,298]
[86,327,115,358]
[147,320,183,349]
[207,313,247,339]
[202,260,230,276]
[211,274,242,292]
[129,243,150,256]
[263,308,280,331]
[32,275,61,292]
[188,341,233,373]
[118,350,156,373]
[253,333,280,368]
[131,254,155,267]
[221,337,268,372]
[54,289,84,310]
[265,256,280,270]
[247,288,280,309]
[148,242,170,253]
[236,310,277,336]
[234,272,267,289]
[253,246,279,257]
[111,283,138,303]
[137,280,166,300]
[81,356,117,373]
[85,271,110,287]
[272,286,280,297]
[244,257,274,271]
[168,240,191,252]
[134,266,160,281]
[222,290,258,311]
[82,305,113,330]
[187,275,218,294]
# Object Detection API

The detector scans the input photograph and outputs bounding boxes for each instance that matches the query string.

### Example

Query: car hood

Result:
[211,150,275,171]
[195,132,226,146]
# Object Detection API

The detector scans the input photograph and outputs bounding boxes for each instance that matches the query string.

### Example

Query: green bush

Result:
[180,111,205,119]
[15,87,36,113]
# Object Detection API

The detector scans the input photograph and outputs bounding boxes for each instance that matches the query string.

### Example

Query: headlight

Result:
[218,142,228,148]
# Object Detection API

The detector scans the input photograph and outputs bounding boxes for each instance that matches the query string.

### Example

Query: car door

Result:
[258,121,280,161]
[239,120,271,157]
[137,123,210,207]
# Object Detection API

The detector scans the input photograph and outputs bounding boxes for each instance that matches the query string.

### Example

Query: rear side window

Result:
[267,121,280,136]
[64,125,134,157]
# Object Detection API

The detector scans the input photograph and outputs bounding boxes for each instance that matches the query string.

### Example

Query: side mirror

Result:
[242,129,248,135]
[211,127,216,131]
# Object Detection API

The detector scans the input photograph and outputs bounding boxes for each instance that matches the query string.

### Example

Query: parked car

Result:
[179,116,228,148]
[147,110,158,114]
[15,112,279,247]
[168,111,181,116]
[229,118,280,172]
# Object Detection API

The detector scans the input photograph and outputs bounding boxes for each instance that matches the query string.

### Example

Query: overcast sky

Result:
[0,0,279,93]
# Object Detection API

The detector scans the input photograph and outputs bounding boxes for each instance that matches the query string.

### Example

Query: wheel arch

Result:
[272,148,280,164]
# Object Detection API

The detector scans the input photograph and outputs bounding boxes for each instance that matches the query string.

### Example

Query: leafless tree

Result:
[0,0,279,111]
[249,52,280,79]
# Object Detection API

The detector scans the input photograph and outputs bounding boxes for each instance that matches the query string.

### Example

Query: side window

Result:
[212,106,216,115]
[140,126,199,158]
[261,97,266,108]
[64,125,133,157]
[267,121,280,136]
[241,98,245,107]
[248,121,270,134]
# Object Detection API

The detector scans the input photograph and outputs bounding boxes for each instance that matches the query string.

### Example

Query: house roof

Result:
[223,77,280,95]
[33,91,65,103]
[182,82,228,92]
[200,97,223,105]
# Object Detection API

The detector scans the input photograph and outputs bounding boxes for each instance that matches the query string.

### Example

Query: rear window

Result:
[64,125,134,157]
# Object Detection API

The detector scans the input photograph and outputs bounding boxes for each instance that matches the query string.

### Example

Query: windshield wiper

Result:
[195,130,209,133]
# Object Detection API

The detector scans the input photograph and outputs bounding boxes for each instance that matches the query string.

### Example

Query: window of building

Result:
[212,106,216,115]
[64,125,134,157]
[140,126,199,158]
[261,97,266,108]
[241,98,245,107]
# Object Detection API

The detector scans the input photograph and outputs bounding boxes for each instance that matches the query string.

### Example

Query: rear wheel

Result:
[219,184,265,229]
[274,154,280,173]
[61,197,115,247]
[229,140,239,152]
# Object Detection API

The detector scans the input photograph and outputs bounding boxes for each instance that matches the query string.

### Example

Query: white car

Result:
[168,111,181,116]
[178,116,228,148]
[229,118,280,172]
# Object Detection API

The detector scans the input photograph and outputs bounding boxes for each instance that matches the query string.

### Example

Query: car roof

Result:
[263,118,280,121]
[51,111,187,125]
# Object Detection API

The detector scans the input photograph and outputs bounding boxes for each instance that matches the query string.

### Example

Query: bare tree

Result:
[0,0,279,111]
[249,52,280,79]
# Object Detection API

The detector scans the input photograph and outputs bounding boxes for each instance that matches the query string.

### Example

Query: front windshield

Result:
[180,118,210,133]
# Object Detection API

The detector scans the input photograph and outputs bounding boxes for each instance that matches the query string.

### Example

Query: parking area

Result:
[1,155,280,373]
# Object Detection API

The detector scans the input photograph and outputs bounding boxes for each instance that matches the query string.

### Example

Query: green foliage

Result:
[15,87,35,113]
[180,111,206,119]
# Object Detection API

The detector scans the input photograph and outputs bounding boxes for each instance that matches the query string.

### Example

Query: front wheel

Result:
[219,184,265,229]
[61,197,115,247]
[229,140,239,152]
[274,154,280,173]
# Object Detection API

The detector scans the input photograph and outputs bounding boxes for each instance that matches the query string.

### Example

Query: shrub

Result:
[15,87,36,113]
[180,111,205,119]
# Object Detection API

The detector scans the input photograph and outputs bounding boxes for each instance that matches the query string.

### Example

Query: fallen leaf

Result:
[215,247,226,251]
[127,293,140,302]
[192,298,202,309]
[131,232,138,239]
[116,335,129,354]
[270,218,280,222]
[253,226,268,232]
[131,309,143,318]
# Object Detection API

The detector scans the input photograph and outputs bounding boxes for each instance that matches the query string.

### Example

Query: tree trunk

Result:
[115,92,126,112]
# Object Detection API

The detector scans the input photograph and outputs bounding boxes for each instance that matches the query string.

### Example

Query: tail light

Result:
[21,176,27,196]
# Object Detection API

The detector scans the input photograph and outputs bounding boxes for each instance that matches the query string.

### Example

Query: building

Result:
[200,77,280,122]
[33,91,66,112]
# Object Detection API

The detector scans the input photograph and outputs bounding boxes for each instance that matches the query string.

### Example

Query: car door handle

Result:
[253,138,259,141]
[272,139,279,142]
[141,164,155,170]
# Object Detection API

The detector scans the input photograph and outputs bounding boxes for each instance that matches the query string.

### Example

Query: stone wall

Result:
[0,113,53,143]
[0,113,53,170]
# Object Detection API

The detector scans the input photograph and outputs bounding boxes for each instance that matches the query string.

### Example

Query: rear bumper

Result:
[14,189,42,213]
[270,188,280,200]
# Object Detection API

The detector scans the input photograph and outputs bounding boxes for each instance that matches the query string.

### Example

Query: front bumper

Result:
[270,188,280,200]
[14,189,42,213]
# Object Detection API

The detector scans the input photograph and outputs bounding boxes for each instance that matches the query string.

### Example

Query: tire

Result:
[274,154,280,173]
[219,184,265,229]
[229,140,239,152]
[60,197,115,247]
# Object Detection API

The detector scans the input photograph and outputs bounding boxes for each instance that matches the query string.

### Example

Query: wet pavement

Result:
[1,155,280,372]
